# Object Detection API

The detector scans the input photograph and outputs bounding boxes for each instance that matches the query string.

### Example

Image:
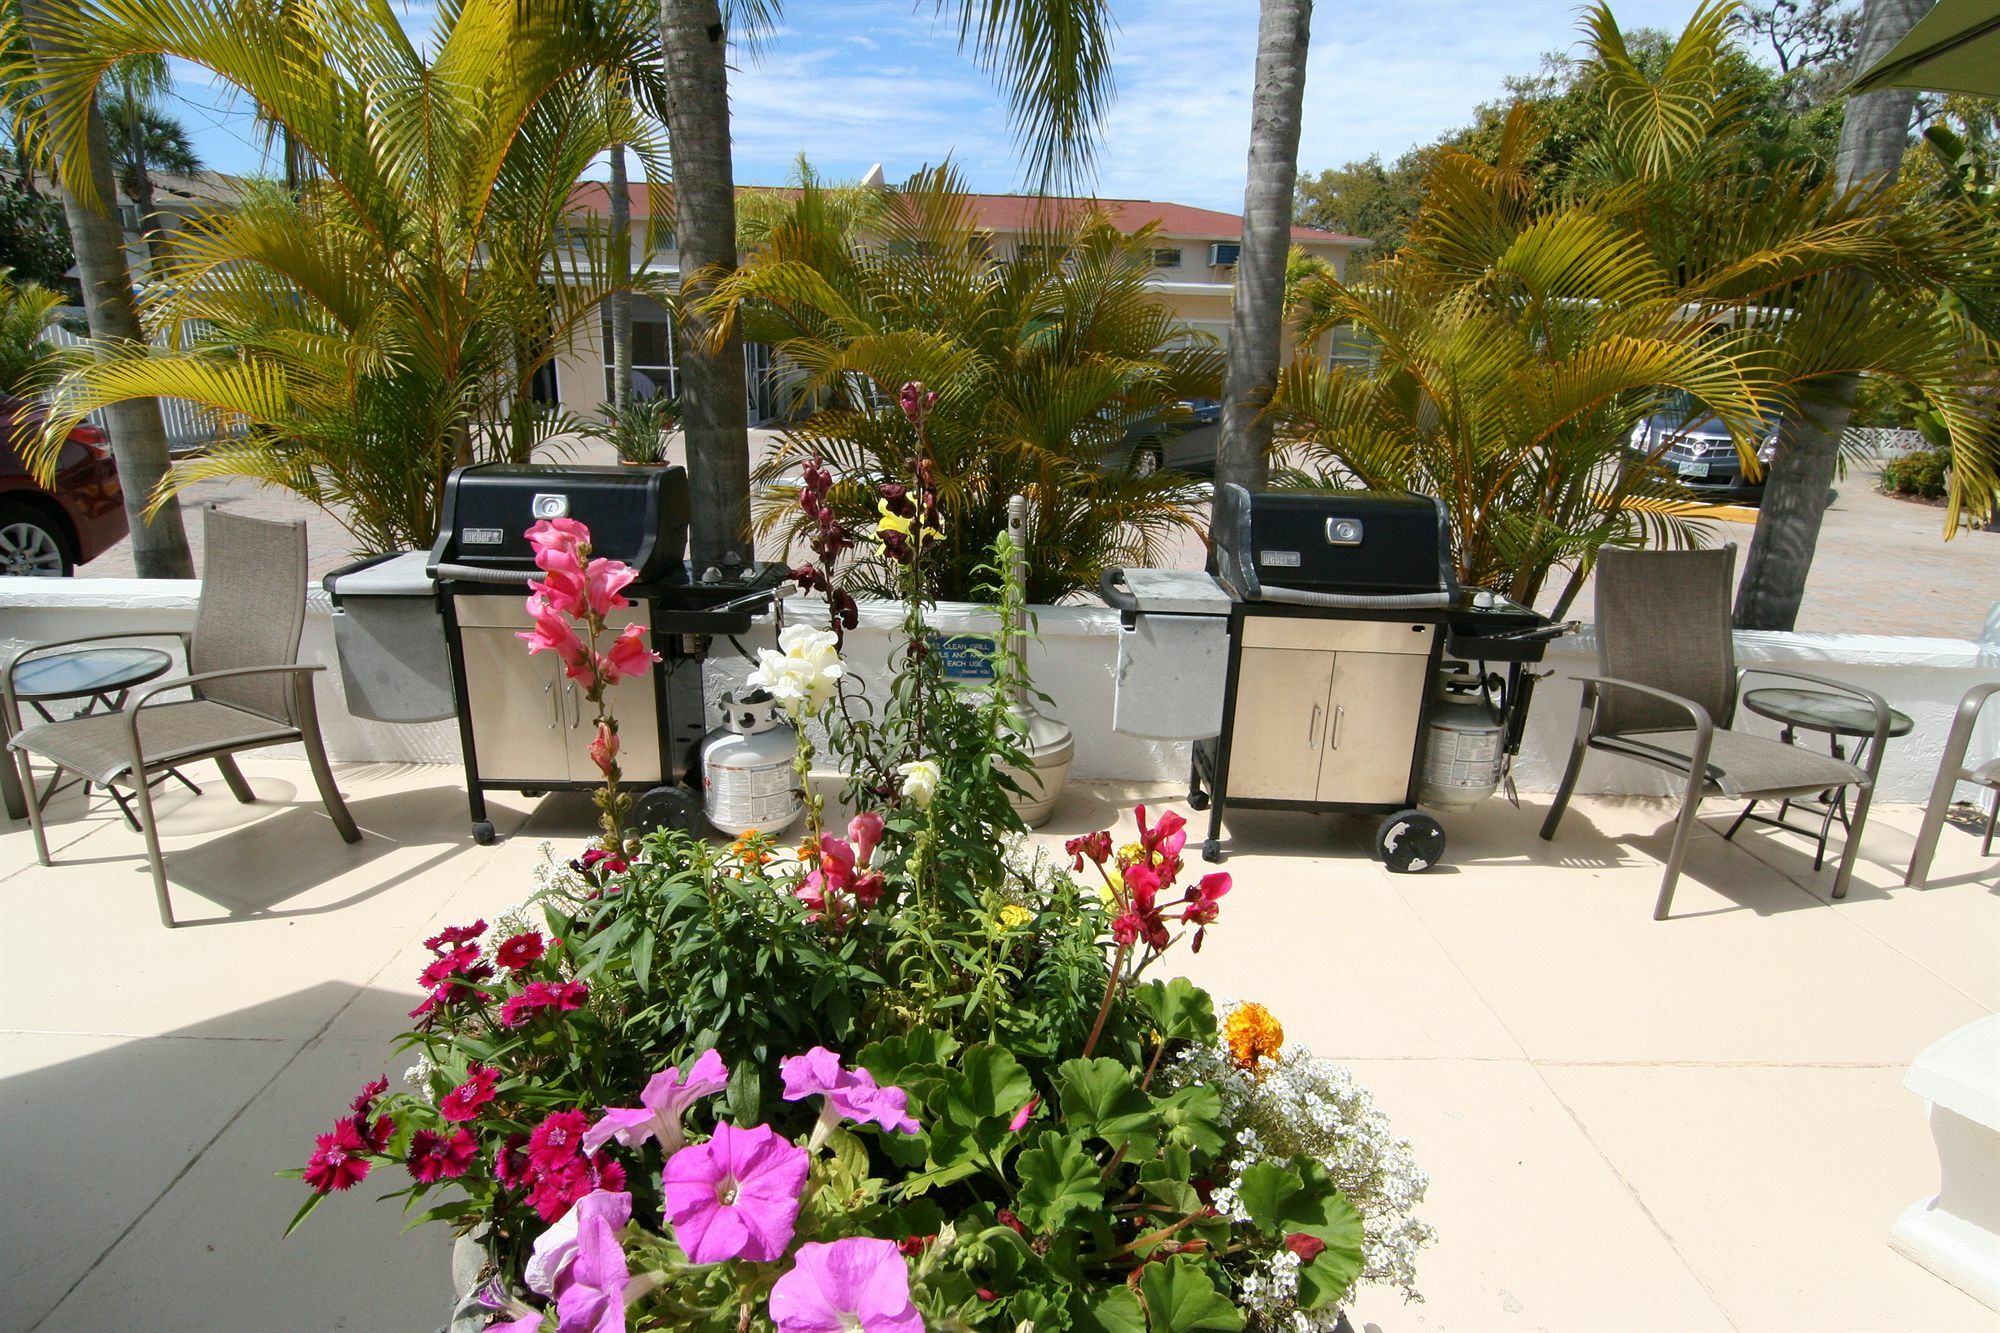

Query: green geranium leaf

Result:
[1156,1084,1225,1157]
[1235,1161,1304,1234]
[943,1044,1035,1127]
[1013,1131,1105,1232]
[857,1030,960,1088]
[1056,1058,1156,1148]
[1290,1162,1367,1309]
[1137,1257,1244,1332]
[1133,977,1217,1042]
[1071,1285,1147,1333]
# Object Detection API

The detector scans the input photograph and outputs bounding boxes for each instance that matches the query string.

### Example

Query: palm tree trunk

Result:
[125,98,155,262]
[660,0,750,570]
[608,141,633,411]
[20,2,192,579]
[1215,0,1311,503]
[1733,0,1928,631]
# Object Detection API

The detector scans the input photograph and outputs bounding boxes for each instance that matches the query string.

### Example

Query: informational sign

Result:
[928,633,998,683]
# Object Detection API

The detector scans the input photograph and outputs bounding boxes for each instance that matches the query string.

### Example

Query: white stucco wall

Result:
[4,578,1995,807]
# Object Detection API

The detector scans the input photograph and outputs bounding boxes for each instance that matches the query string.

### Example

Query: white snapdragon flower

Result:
[898,758,941,808]
[747,625,845,718]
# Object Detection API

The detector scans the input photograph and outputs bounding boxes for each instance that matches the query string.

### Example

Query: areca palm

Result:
[11,0,672,554]
[700,168,1220,604]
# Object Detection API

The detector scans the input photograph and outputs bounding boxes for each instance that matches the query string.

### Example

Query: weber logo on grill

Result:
[1258,550,1301,568]
[461,527,504,545]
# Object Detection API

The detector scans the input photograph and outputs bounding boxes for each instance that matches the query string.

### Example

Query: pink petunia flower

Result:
[525,1189,633,1333]
[582,1049,729,1155]
[769,1237,924,1333]
[406,1127,479,1183]
[303,1118,373,1194]
[439,1064,501,1123]
[662,1123,809,1264]
[779,1046,920,1138]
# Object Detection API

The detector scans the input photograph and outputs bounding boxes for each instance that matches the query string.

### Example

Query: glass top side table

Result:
[1725,686,1915,871]
[2,644,199,823]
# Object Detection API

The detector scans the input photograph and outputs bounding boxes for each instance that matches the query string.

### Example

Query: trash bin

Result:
[1100,568,1232,740]
[323,552,456,723]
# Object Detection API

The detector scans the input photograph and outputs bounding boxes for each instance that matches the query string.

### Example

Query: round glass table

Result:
[1725,687,1914,870]
[2,644,197,822]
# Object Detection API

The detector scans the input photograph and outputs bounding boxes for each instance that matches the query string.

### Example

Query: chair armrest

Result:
[1573,674,1715,743]
[123,663,324,713]
[1736,666,1893,774]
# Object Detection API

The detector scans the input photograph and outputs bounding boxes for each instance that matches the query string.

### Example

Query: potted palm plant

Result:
[588,394,681,466]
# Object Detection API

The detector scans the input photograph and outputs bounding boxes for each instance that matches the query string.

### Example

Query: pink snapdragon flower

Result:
[581,558,636,618]
[599,624,661,685]
[525,1189,633,1333]
[583,1049,729,1155]
[526,517,590,563]
[779,1046,920,1139]
[769,1237,924,1333]
[662,1123,809,1264]
[520,595,591,671]
[588,723,618,779]
[846,812,884,866]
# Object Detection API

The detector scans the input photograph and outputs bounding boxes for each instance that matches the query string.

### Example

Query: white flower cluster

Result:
[1163,1010,1436,1327]
[403,1051,439,1103]
[746,625,844,719]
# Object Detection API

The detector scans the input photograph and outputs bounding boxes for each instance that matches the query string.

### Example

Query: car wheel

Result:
[1131,444,1163,477]
[0,502,74,576]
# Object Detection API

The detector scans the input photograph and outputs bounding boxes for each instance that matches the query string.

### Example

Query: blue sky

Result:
[170,0,1711,212]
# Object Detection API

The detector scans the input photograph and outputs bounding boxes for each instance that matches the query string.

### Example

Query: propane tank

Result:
[1418,667,1507,811]
[701,689,804,837]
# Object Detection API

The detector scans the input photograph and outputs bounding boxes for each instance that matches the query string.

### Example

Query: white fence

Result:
[1844,426,1927,459]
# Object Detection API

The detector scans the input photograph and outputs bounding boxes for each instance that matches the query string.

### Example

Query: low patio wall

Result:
[4,578,1995,805]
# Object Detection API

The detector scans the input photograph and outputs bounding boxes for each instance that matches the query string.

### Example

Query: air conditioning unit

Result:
[1209,242,1241,267]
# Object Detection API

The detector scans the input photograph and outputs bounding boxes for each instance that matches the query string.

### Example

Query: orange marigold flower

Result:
[1223,1002,1284,1071]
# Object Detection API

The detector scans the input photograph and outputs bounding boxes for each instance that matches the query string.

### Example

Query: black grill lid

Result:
[427,463,690,584]
[1214,484,1457,600]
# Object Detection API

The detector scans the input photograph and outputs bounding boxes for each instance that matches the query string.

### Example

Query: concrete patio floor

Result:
[2,759,1995,1332]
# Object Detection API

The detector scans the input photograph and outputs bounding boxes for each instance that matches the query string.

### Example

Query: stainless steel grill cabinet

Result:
[427,463,781,844]
[1180,485,1564,869]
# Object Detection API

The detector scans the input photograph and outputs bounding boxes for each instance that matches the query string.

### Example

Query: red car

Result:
[1,393,129,576]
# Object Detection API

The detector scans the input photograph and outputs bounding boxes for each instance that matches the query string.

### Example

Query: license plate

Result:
[1677,462,1711,479]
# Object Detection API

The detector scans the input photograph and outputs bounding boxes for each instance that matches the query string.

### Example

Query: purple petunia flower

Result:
[662,1123,809,1264]
[769,1237,924,1332]
[582,1049,729,1156]
[524,1188,631,1333]
[779,1046,920,1141]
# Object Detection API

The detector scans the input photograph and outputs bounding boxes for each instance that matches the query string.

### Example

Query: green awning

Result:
[1847,0,2000,98]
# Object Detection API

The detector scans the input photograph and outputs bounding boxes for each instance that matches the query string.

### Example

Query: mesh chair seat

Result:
[10,700,299,787]
[1593,728,1866,801]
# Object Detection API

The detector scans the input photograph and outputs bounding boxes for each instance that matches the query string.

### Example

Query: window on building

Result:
[603,296,677,402]
[1151,248,1182,269]
[1324,323,1379,373]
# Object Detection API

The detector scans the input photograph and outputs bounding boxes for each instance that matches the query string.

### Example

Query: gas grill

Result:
[427,463,782,844]
[1110,485,1566,869]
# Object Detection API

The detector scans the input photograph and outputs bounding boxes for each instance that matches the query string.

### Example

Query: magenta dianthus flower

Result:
[662,1123,809,1264]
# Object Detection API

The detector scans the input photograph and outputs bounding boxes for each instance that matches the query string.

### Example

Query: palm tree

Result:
[0,266,66,394]
[11,0,673,556]
[99,54,188,262]
[1733,0,1934,630]
[607,140,634,411]
[1274,106,1766,614]
[1217,0,1311,499]
[698,168,1221,604]
[655,0,1117,571]
[9,0,193,578]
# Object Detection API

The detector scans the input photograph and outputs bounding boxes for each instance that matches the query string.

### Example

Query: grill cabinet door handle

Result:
[544,669,558,730]
[1307,703,1321,750]
[1333,705,1345,750]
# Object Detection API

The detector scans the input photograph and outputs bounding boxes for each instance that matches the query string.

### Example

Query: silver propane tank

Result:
[701,688,803,837]
[1418,666,1508,811]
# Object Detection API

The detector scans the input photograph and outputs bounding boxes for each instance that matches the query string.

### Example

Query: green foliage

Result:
[701,165,1220,604]
[11,0,676,553]
[1294,151,1430,260]
[1881,449,1948,500]
[0,176,72,289]
[0,267,69,395]
[581,392,679,464]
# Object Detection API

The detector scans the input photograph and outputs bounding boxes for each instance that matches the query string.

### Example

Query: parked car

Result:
[1,394,128,576]
[1113,397,1222,476]
[1629,400,1780,502]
